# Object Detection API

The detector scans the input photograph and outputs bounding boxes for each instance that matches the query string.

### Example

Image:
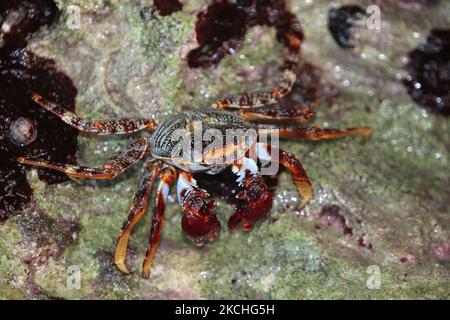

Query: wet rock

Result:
[0,0,448,300]
[0,0,78,221]
[403,29,450,116]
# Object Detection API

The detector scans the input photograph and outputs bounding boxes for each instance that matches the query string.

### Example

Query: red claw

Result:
[228,174,273,231]
[181,188,221,246]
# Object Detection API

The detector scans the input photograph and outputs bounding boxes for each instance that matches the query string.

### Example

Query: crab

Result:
[17,33,371,279]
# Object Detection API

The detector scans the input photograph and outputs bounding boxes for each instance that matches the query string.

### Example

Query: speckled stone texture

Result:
[0,0,449,299]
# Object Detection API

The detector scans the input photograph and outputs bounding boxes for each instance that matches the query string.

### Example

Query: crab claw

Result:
[228,174,273,231]
[181,188,221,246]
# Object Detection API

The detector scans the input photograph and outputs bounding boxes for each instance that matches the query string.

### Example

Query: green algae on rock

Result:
[1,0,449,299]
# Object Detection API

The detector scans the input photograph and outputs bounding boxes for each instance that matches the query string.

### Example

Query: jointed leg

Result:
[212,68,297,110]
[17,137,150,179]
[256,143,313,209]
[211,52,316,124]
[257,125,372,142]
[32,93,157,135]
[238,105,316,124]
[212,51,300,111]
[142,166,177,279]
[114,162,159,274]
[212,81,293,110]
[210,0,303,111]
[210,17,306,121]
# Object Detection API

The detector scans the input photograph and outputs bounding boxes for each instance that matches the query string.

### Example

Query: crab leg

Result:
[17,137,150,179]
[256,143,313,210]
[210,53,316,124]
[142,166,177,279]
[114,162,159,274]
[212,50,300,111]
[238,105,316,124]
[32,93,157,134]
[212,83,292,110]
[257,125,372,142]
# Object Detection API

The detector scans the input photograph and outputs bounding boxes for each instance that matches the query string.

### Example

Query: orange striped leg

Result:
[142,166,177,278]
[114,162,159,274]
[212,69,297,110]
[239,105,315,124]
[32,93,157,135]
[256,143,313,210]
[257,125,372,142]
[17,137,150,179]
[211,54,316,124]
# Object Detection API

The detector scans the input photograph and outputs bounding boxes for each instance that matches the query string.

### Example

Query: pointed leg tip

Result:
[297,197,312,211]
[360,135,372,144]
[31,92,42,102]
[359,128,373,144]
[141,269,151,279]
[114,248,131,274]
[141,256,154,279]
[115,262,131,275]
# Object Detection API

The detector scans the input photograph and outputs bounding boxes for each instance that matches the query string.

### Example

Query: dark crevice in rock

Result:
[327,5,365,49]
[187,0,303,68]
[403,28,450,116]
[0,0,78,221]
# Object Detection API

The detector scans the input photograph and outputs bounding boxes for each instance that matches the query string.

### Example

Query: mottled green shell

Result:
[150,110,256,162]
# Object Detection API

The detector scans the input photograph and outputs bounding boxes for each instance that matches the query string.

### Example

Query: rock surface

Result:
[0,0,449,299]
